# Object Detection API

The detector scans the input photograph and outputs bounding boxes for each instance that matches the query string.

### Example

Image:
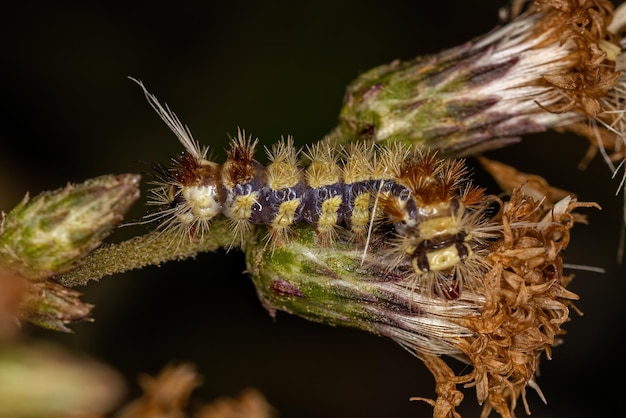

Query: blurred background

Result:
[0,1,623,417]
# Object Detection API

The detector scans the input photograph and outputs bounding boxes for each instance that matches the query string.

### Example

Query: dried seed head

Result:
[246,187,599,417]
[332,0,623,159]
[116,363,202,418]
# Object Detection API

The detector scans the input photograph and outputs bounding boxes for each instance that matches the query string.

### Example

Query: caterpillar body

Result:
[137,80,499,298]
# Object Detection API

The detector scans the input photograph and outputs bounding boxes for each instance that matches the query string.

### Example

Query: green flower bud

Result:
[0,174,140,280]
[246,225,475,361]
[19,279,94,333]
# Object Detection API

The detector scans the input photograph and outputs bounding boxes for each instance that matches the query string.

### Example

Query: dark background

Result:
[1,1,623,417]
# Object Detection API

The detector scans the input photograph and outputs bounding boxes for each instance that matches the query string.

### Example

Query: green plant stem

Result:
[56,218,233,287]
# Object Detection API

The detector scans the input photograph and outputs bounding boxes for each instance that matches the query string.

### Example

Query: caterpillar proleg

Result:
[136,80,501,298]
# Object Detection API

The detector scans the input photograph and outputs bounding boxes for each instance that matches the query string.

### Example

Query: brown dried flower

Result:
[115,363,202,418]
[114,364,275,418]
[332,0,624,158]
[413,190,599,418]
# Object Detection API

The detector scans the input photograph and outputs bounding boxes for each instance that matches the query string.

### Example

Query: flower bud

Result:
[0,174,141,280]
[19,279,94,333]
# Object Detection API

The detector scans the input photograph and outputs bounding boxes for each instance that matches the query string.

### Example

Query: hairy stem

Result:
[56,218,233,287]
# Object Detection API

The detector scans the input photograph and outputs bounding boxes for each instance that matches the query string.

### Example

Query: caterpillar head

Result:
[147,151,223,240]
[174,153,223,224]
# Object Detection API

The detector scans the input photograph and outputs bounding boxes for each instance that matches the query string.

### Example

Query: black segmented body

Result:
[153,136,490,282]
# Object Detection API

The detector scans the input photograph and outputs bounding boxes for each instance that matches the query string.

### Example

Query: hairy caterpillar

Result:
[136,79,500,298]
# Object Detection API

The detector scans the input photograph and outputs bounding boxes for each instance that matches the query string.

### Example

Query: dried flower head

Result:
[415,191,599,418]
[116,363,202,418]
[246,187,599,418]
[115,363,276,418]
[331,0,624,160]
[196,388,276,418]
